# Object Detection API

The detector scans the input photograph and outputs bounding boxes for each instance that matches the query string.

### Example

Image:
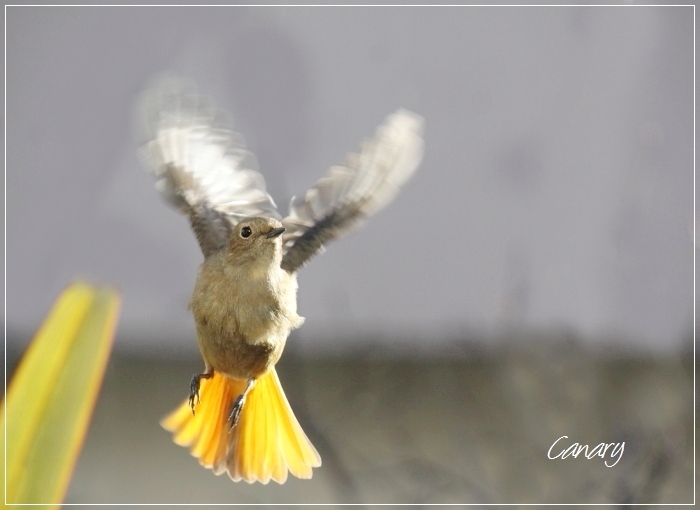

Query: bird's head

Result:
[228,217,286,267]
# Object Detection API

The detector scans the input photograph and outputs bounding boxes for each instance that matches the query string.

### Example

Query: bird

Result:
[138,76,424,484]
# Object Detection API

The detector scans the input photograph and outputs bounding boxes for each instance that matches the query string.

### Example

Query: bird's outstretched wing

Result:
[280,110,424,273]
[138,77,281,257]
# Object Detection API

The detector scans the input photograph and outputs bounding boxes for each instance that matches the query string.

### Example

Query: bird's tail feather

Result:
[161,368,321,484]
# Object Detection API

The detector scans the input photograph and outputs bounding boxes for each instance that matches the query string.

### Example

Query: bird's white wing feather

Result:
[280,109,424,273]
[138,77,280,257]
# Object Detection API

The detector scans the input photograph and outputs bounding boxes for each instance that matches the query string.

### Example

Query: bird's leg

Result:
[189,370,214,414]
[228,378,256,430]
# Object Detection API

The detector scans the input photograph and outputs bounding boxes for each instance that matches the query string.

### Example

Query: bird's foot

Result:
[189,372,212,415]
[228,394,246,430]
[227,378,255,430]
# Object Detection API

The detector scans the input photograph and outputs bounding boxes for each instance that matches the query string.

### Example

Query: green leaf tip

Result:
[2,281,121,506]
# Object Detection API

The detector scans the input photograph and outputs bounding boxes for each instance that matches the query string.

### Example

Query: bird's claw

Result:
[189,374,201,414]
[228,394,246,430]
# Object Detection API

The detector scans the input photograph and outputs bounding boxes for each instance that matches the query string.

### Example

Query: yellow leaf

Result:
[2,282,121,506]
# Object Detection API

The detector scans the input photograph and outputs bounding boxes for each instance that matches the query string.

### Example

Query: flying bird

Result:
[139,77,424,484]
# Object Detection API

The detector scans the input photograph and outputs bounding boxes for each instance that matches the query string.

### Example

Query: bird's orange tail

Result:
[161,368,321,484]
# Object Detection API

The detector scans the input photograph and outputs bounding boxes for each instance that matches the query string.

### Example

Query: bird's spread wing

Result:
[138,77,280,257]
[280,109,424,273]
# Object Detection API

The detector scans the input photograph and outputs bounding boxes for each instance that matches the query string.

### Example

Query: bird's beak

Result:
[266,227,286,239]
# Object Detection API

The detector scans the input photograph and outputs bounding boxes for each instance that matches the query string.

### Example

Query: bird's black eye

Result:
[240,226,252,238]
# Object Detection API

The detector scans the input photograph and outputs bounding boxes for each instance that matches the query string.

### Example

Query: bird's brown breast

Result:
[189,250,302,380]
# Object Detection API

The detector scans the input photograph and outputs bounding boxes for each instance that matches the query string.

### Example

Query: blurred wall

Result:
[65,348,694,504]
[6,5,694,354]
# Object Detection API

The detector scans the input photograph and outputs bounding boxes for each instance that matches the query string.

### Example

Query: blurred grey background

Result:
[6,4,693,354]
[5,4,695,505]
